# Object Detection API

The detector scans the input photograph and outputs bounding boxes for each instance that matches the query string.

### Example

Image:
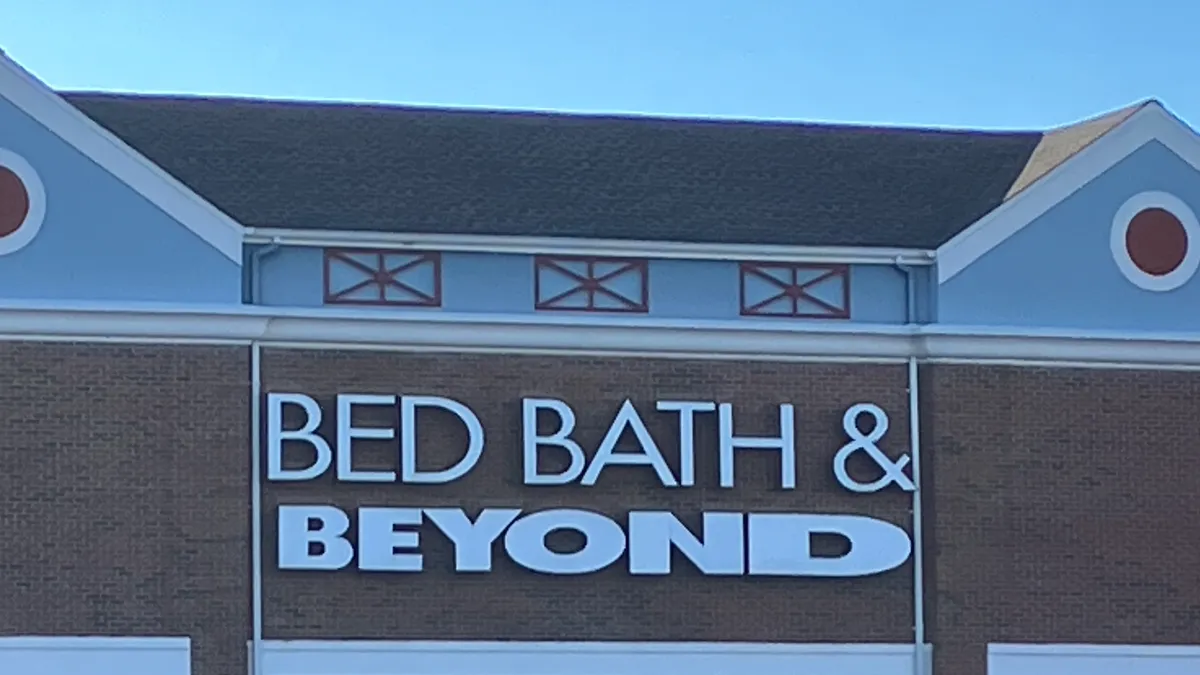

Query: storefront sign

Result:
[266,393,914,578]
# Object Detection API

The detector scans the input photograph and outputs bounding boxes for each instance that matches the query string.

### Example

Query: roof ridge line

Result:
[59,90,1047,136]
[1002,100,1154,201]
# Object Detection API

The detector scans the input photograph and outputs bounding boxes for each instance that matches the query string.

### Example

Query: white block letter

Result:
[336,393,398,482]
[628,511,744,575]
[277,505,353,570]
[582,400,676,487]
[718,403,796,489]
[425,507,521,572]
[656,401,715,487]
[266,393,332,481]
[505,509,625,574]
[747,513,911,577]
[401,396,485,484]
[522,398,585,485]
[358,507,423,572]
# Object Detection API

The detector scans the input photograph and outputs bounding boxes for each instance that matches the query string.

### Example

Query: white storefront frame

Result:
[988,644,1200,674]
[257,640,930,675]
[0,636,191,674]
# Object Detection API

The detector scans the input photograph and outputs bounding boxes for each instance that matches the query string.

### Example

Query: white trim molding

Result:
[0,636,191,675]
[0,146,47,255]
[5,301,1200,369]
[244,227,936,266]
[0,52,245,263]
[0,636,191,652]
[990,644,1200,657]
[257,640,928,675]
[937,101,1200,284]
[988,643,1200,675]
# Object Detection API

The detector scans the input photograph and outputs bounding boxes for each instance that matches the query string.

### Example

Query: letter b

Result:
[522,398,585,485]
[266,393,332,481]
[277,505,353,570]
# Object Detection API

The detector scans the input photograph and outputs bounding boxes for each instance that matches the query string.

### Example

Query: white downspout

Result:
[249,342,264,675]
[248,237,283,305]
[896,257,927,675]
[908,355,926,675]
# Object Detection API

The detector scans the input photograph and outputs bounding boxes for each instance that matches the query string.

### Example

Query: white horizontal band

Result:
[2,300,1200,369]
[245,228,935,266]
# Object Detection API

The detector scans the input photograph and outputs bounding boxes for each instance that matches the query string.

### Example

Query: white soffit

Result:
[937,102,1200,284]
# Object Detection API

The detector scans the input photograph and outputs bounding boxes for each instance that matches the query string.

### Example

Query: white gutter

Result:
[242,227,936,266]
[1,302,1200,369]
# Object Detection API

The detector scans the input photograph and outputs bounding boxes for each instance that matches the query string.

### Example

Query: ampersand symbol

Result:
[833,403,915,494]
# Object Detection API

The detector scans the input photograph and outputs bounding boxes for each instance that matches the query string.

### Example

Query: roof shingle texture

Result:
[63,93,1044,248]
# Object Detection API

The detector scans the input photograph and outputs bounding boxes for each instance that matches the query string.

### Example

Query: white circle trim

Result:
[1110,190,1200,292]
[0,147,46,256]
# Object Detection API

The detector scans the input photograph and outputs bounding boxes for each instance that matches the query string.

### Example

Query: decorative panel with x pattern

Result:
[739,262,851,319]
[323,248,442,307]
[534,256,649,313]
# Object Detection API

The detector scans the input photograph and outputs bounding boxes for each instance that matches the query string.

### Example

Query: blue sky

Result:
[2,0,1195,129]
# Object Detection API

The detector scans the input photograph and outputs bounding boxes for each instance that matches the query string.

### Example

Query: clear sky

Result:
[2,0,1195,130]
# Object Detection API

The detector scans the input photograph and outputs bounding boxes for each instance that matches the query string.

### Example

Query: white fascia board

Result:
[244,227,936,265]
[5,301,1200,369]
[0,301,911,361]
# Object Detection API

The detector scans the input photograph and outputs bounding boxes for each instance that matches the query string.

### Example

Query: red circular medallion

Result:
[0,166,30,238]
[1125,207,1188,276]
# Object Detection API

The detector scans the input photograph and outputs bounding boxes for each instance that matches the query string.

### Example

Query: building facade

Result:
[0,52,1197,675]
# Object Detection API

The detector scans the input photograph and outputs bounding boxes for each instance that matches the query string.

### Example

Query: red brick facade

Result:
[0,343,250,675]
[922,365,1200,674]
[2,343,1197,675]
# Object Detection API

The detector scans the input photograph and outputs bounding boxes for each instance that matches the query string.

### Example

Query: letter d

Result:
[747,513,911,577]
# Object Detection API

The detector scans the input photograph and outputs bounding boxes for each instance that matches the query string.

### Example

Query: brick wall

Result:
[260,349,916,643]
[923,365,1200,674]
[0,343,251,675]
[5,343,1196,675]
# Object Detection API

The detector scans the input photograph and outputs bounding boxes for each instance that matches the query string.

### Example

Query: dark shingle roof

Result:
[62,92,1045,248]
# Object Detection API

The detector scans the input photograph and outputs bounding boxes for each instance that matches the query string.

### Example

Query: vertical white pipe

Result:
[908,355,926,675]
[248,237,282,304]
[895,256,927,675]
[249,342,264,675]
